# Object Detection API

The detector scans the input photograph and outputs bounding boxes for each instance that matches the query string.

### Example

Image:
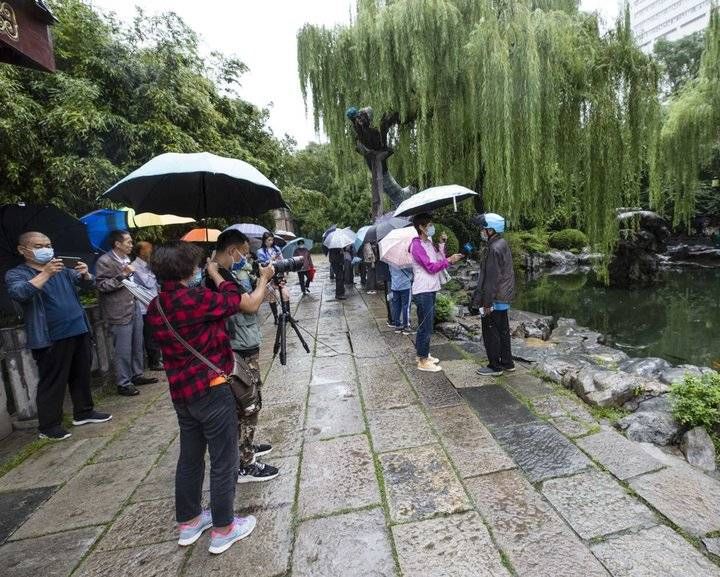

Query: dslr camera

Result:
[253,256,305,282]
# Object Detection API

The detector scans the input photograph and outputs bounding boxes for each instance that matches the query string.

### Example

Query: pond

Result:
[514,267,720,368]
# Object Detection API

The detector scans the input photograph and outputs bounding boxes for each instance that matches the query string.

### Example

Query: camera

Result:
[252,256,305,280]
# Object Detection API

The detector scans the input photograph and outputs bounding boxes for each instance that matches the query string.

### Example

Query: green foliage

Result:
[298,1,661,262]
[548,228,588,250]
[671,372,720,431]
[654,30,706,97]
[434,292,455,323]
[433,224,459,255]
[505,228,549,267]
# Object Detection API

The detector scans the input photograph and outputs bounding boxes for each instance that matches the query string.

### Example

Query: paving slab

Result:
[504,372,555,399]
[592,525,720,577]
[392,511,511,577]
[550,416,597,438]
[184,505,293,577]
[0,486,57,543]
[429,342,467,361]
[441,360,484,389]
[254,402,305,458]
[356,361,408,389]
[74,540,186,577]
[299,434,379,519]
[314,333,353,357]
[430,405,515,478]
[630,466,720,536]
[576,430,664,481]
[237,455,298,509]
[467,469,610,577]
[542,470,656,539]
[360,372,417,411]
[305,381,364,440]
[96,498,177,551]
[380,444,470,523]
[11,454,155,540]
[311,355,356,385]
[367,405,435,453]
[130,440,181,502]
[93,418,176,463]
[2,526,103,577]
[408,370,463,408]
[0,437,107,492]
[261,372,309,407]
[460,385,537,430]
[493,422,591,482]
[293,508,397,577]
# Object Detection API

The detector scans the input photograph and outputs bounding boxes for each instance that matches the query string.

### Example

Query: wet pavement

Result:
[1,257,720,576]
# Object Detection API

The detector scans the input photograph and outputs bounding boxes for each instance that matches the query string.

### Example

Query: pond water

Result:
[514,267,720,368]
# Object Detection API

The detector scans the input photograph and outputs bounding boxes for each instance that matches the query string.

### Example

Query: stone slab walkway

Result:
[1,257,720,576]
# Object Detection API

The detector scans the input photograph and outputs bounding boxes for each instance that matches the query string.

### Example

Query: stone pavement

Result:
[1,258,720,576]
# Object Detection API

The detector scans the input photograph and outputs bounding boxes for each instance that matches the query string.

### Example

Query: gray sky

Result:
[91,0,620,147]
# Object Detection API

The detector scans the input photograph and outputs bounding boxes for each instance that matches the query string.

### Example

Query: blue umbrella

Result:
[80,209,129,252]
[354,225,372,252]
[282,237,314,259]
[101,152,288,218]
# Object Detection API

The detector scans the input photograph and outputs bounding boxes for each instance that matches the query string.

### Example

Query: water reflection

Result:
[514,268,720,367]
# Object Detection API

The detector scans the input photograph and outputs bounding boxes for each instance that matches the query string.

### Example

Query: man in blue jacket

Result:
[5,232,112,440]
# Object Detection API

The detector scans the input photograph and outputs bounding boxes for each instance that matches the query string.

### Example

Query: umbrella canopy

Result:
[80,209,129,252]
[225,223,270,238]
[393,185,477,217]
[354,225,372,252]
[374,216,411,241]
[102,152,287,219]
[282,237,314,259]
[379,226,418,268]
[323,228,357,250]
[181,228,221,243]
[275,229,296,240]
[122,207,195,228]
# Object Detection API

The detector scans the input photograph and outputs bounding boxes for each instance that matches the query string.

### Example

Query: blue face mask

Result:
[231,258,246,271]
[187,269,202,288]
[32,247,54,264]
[426,225,436,238]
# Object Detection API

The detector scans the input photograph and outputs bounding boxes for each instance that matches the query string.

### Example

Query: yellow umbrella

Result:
[122,207,195,228]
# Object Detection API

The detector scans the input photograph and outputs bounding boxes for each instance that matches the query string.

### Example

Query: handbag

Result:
[307,267,316,282]
[155,299,259,416]
[439,268,452,286]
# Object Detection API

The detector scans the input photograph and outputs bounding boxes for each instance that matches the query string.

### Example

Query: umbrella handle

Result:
[453,195,457,212]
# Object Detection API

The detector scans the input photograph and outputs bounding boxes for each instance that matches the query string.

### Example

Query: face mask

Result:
[187,269,202,288]
[481,230,490,242]
[231,255,247,271]
[32,247,54,264]
[426,225,436,238]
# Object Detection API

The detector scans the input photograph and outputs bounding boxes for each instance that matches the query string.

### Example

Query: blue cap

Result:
[474,213,505,233]
[345,106,359,120]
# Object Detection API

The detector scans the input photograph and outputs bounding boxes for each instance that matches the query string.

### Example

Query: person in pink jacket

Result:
[409,213,464,372]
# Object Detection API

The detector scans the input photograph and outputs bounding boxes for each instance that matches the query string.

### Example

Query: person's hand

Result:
[74,261,90,277]
[448,253,464,264]
[206,261,219,277]
[259,263,275,281]
[439,232,448,243]
[43,259,65,277]
[122,264,135,276]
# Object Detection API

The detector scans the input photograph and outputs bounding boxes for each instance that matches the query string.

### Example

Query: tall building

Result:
[630,0,712,52]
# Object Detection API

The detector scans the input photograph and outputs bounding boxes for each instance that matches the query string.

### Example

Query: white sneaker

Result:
[417,359,443,372]
[208,515,257,554]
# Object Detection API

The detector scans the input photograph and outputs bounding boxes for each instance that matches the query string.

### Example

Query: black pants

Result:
[332,261,345,297]
[174,384,238,526]
[142,314,162,367]
[32,333,95,431]
[344,260,354,285]
[481,309,514,371]
[298,271,310,291]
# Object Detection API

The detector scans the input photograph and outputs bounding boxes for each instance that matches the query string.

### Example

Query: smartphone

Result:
[57,256,83,268]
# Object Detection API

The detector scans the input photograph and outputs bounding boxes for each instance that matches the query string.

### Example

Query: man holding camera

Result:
[6,232,112,440]
[96,230,158,396]
[206,229,279,482]
[470,213,516,376]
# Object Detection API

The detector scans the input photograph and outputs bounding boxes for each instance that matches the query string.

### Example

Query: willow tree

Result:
[659,6,720,227]
[298,0,660,256]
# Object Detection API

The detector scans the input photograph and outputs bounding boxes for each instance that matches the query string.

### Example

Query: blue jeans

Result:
[391,289,411,328]
[174,384,238,527]
[413,291,436,358]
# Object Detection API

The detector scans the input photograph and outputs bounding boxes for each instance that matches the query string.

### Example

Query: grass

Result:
[586,404,630,423]
[0,438,49,479]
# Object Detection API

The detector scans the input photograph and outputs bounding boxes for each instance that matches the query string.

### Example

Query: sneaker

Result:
[417,358,443,372]
[336,295,347,301]
[477,367,504,377]
[386,321,395,328]
[402,328,417,336]
[503,366,517,373]
[394,327,404,334]
[237,462,279,483]
[208,515,257,555]
[132,375,158,386]
[178,510,213,546]
[117,384,140,396]
[366,290,377,295]
[72,411,113,426]
[39,426,72,441]
[253,443,272,458]
[416,355,440,364]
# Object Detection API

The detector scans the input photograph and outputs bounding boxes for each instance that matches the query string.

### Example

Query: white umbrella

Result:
[393,184,477,217]
[225,223,269,238]
[275,229,296,240]
[379,226,418,268]
[323,227,357,250]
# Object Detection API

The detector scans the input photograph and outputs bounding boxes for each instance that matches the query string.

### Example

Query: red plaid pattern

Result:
[146,280,242,405]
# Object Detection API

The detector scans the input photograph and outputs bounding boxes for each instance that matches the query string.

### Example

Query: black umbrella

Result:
[101,152,288,218]
[0,204,96,315]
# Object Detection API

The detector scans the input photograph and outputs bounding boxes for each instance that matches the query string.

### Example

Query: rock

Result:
[524,324,545,340]
[619,358,672,378]
[546,250,579,270]
[571,367,645,407]
[659,365,715,385]
[681,427,716,472]
[636,394,673,413]
[617,411,682,446]
[703,537,720,559]
[537,355,590,387]
[436,322,467,341]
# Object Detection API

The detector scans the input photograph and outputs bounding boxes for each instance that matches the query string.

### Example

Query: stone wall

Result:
[0,305,114,439]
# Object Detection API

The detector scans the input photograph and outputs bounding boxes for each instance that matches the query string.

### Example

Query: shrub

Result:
[505,228,550,268]
[548,229,588,251]
[433,224,459,255]
[434,293,455,323]
[670,372,720,431]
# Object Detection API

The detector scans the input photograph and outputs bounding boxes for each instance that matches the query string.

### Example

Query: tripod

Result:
[273,288,310,366]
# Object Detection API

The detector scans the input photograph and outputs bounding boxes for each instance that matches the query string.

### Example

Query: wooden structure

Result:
[0,0,56,72]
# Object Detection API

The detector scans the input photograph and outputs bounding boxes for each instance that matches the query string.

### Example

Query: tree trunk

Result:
[370,151,384,221]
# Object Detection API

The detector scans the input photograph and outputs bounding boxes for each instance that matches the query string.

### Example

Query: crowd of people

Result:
[4,210,514,555]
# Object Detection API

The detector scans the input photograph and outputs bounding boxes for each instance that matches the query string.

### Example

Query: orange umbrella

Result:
[181,228,221,242]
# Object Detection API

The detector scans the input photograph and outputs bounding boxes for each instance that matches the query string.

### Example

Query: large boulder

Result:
[619,358,672,379]
[659,365,717,385]
[508,310,553,341]
[617,410,682,445]
[436,322,468,341]
[537,355,590,387]
[571,367,646,407]
[680,426,716,472]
